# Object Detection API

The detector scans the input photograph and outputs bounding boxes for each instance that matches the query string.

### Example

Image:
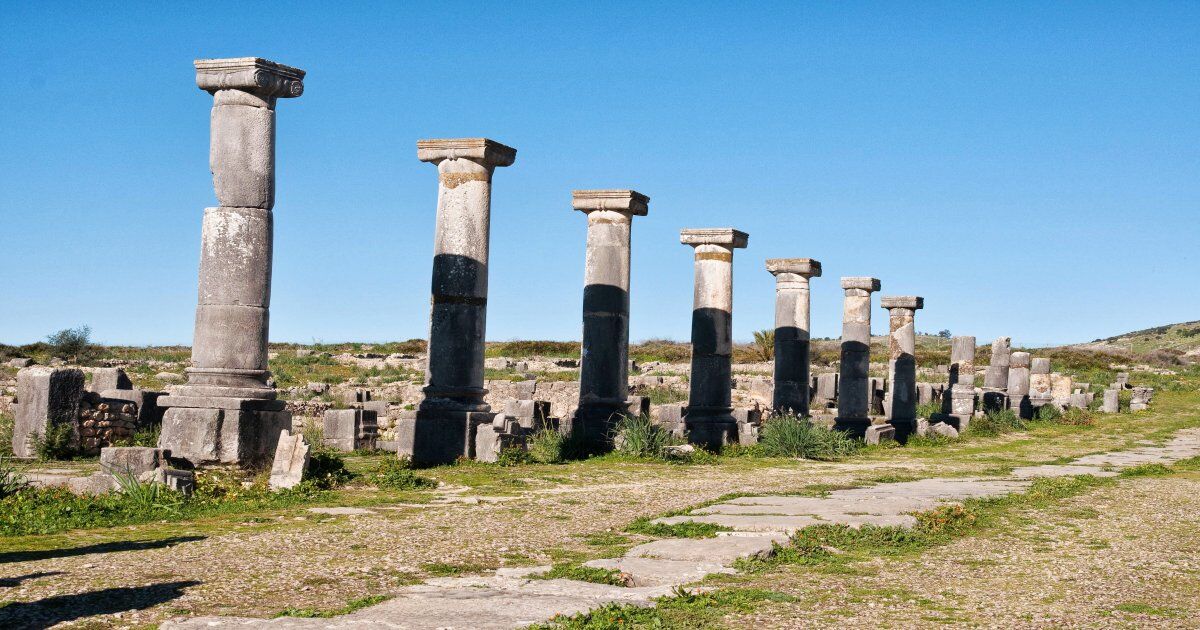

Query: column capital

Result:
[417,138,517,167]
[880,295,924,310]
[195,57,305,98]
[680,228,748,249]
[766,258,821,278]
[840,276,880,292]
[572,189,649,216]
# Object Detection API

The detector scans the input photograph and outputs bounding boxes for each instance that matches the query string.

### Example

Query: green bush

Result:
[612,415,673,458]
[968,409,1025,437]
[757,415,861,460]
[1059,407,1095,426]
[33,422,76,460]
[46,325,95,361]
[527,429,567,464]
[751,330,774,361]
[915,401,942,419]
[0,456,27,499]
[0,412,13,457]
[306,449,353,489]
[369,457,436,490]
[1035,404,1062,421]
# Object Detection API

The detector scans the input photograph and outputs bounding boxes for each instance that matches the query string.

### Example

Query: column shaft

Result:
[766,258,821,416]
[580,210,632,407]
[834,276,879,436]
[881,297,922,440]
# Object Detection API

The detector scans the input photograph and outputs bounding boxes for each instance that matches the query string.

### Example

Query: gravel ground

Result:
[734,475,1200,629]
[1,407,1196,629]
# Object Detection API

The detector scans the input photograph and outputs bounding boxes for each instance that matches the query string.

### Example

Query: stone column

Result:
[945,336,976,429]
[681,228,748,449]
[397,138,516,465]
[983,337,1011,389]
[1007,351,1032,418]
[833,277,880,437]
[766,258,822,416]
[881,296,923,440]
[1029,357,1053,409]
[159,58,304,467]
[571,190,649,450]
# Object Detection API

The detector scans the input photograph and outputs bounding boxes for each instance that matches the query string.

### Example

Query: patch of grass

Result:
[756,414,861,460]
[368,457,437,490]
[626,516,730,539]
[640,386,688,405]
[915,401,942,419]
[531,587,796,629]
[0,456,28,499]
[274,594,391,618]
[420,562,489,577]
[533,563,627,586]
[33,422,76,461]
[1114,602,1182,617]
[612,415,675,459]
[0,413,13,457]
[1118,463,1174,477]
[967,409,1025,437]
[527,429,568,464]
[485,340,579,359]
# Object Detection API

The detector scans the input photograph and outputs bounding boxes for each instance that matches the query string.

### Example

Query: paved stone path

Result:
[164,428,1200,629]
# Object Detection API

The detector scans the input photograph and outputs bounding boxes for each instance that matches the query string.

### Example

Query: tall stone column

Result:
[572,190,649,450]
[397,138,516,465]
[945,335,976,429]
[983,337,1011,389]
[159,58,304,467]
[681,229,748,449]
[834,277,880,437]
[1007,351,1033,419]
[765,259,822,416]
[881,296,923,440]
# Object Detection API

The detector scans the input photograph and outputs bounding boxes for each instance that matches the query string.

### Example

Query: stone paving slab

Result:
[584,557,735,587]
[625,534,786,563]
[1010,465,1118,478]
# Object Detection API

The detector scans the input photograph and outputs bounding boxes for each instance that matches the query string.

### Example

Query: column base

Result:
[887,418,916,442]
[569,403,628,455]
[395,409,495,466]
[833,416,871,438]
[158,396,289,468]
[980,390,1008,412]
[682,408,737,450]
[1007,395,1033,419]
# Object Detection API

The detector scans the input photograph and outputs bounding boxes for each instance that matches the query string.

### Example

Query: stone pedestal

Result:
[680,228,748,449]
[396,138,516,465]
[1007,351,1032,419]
[766,258,822,416]
[881,296,923,441]
[159,58,305,467]
[943,336,976,426]
[1101,389,1120,413]
[1028,357,1053,408]
[571,190,649,452]
[983,337,1011,389]
[834,277,880,437]
[13,367,86,458]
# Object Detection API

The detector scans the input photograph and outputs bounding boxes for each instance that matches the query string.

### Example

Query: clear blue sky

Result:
[1,2,1196,348]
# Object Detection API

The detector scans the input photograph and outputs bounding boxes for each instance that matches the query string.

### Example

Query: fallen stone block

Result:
[865,423,896,445]
[269,429,309,490]
[100,446,169,477]
[929,422,959,439]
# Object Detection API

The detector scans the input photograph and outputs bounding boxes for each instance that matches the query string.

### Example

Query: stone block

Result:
[153,468,196,495]
[930,422,960,439]
[322,409,378,452]
[864,423,895,445]
[362,400,390,418]
[89,368,133,392]
[13,367,86,458]
[100,447,169,476]
[625,396,650,418]
[1101,389,1119,413]
[732,408,762,425]
[1068,393,1089,409]
[8,358,34,368]
[813,373,838,405]
[100,389,165,428]
[473,424,526,463]
[394,410,493,465]
[269,429,309,490]
[159,404,290,467]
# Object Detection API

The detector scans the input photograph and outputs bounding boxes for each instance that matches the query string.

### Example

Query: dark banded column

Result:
[881,296,923,440]
[833,277,880,437]
[766,258,821,416]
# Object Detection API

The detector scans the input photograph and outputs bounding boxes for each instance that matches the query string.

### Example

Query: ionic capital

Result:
[572,189,649,216]
[766,258,822,279]
[417,138,517,168]
[680,228,748,249]
[880,295,924,310]
[195,57,305,99]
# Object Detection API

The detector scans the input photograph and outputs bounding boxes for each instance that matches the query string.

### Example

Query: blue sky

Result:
[1,2,1196,348]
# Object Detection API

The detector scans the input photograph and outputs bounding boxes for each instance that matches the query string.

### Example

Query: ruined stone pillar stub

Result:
[417,138,516,412]
[834,276,880,437]
[766,258,822,416]
[681,228,748,449]
[572,190,649,448]
[880,296,923,440]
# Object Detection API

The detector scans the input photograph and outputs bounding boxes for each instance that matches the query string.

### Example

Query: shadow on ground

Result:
[0,580,200,627]
[0,536,206,564]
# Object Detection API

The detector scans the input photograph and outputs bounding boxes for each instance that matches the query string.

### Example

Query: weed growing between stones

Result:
[625,516,731,539]
[273,594,391,619]
[612,415,674,459]
[640,386,688,405]
[0,456,27,499]
[532,563,627,586]
[915,401,942,419]
[755,414,862,460]
[32,423,76,461]
[527,429,568,464]
[368,457,436,490]
[1118,463,1174,477]
[0,412,13,456]
[530,587,797,629]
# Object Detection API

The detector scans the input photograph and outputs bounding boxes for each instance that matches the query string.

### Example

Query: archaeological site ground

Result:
[3,6,1198,629]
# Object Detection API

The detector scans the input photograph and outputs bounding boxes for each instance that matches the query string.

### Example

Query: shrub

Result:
[642,386,688,405]
[0,456,27,499]
[496,447,531,466]
[1058,407,1095,426]
[757,415,861,460]
[1035,404,1062,422]
[369,457,436,490]
[0,412,13,457]
[306,449,353,489]
[46,325,94,361]
[111,469,184,514]
[612,415,673,458]
[527,429,566,464]
[915,401,942,419]
[968,409,1025,437]
[33,423,76,460]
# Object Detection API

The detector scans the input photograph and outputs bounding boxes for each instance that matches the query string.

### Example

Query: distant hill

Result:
[1073,320,1200,362]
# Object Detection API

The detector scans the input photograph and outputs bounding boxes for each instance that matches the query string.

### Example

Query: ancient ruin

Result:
[833,277,880,437]
[765,258,821,416]
[881,296,924,440]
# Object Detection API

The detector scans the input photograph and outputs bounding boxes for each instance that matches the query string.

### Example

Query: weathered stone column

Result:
[834,277,880,437]
[881,296,923,440]
[681,228,748,449]
[571,190,649,450]
[1007,351,1032,418]
[766,258,822,416]
[397,138,516,465]
[945,336,976,429]
[1029,357,1053,409]
[159,58,304,467]
[983,337,1011,389]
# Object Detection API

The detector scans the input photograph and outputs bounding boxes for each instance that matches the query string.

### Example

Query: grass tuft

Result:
[756,414,861,460]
